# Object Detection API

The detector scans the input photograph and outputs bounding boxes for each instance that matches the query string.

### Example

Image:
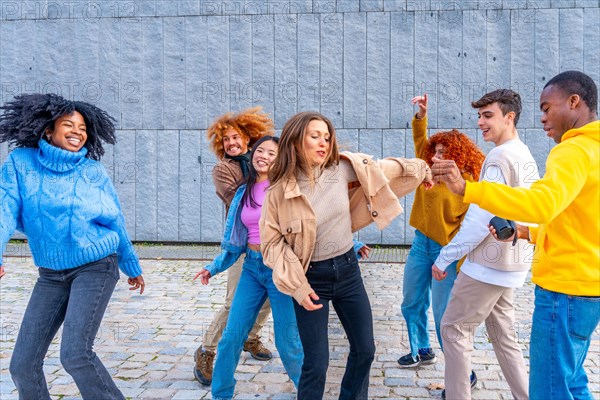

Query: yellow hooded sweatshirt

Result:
[464,120,600,296]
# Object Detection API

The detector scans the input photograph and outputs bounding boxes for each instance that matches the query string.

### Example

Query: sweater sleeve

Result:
[464,142,587,225]
[204,249,243,277]
[260,190,313,305]
[102,169,142,278]
[0,155,22,267]
[412,115,429,158]
[378,157,431,197]
[434,165,505,271]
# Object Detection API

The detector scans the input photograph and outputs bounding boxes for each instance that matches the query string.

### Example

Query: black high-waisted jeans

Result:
[293,247,375,400]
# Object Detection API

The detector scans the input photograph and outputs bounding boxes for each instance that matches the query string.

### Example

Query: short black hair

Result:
[544,70,598,113]
[472,89,522,127]
[0,93,116,160]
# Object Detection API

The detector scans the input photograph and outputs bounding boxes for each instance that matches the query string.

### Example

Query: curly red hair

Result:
[424,130,485,181]
[207,106,274,159]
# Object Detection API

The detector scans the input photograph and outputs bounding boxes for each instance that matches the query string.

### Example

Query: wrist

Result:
[516,225,529,241]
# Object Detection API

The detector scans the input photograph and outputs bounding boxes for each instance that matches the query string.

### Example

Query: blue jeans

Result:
[293,248,375,400]
[530,286,600,400]
[212,249,303,400]
[9,255,124,400]
[401,230,458,356]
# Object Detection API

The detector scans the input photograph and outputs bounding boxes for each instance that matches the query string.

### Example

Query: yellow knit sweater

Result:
[409,116,473,247]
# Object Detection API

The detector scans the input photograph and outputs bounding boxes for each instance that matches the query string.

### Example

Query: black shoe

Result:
[397,349,437,368]
[441,370,477,399]
[418,348,437,365]
[397,353,420,368]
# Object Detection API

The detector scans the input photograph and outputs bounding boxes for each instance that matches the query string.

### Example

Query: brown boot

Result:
[243,337,273,361]
[193,347,215,385]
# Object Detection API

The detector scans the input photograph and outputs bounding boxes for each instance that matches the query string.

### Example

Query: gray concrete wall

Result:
[1,0,599,244]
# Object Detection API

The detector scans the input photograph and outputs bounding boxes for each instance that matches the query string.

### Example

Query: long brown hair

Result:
[269,111,339,186]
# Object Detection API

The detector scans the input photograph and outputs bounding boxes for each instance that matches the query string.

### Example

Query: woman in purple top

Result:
[194,136,304,400]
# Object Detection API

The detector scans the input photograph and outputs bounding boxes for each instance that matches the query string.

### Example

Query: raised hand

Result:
[411,93,428,119]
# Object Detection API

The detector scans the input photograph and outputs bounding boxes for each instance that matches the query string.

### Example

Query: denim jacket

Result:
[205,184,367,277]
[204,184,248,277]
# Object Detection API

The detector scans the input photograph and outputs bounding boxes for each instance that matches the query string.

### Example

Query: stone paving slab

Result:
[1,255,599,399]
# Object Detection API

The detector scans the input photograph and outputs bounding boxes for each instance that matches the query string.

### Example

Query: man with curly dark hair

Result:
[194,107,275,386]
[398,93,485,375]
[0,93,144,399]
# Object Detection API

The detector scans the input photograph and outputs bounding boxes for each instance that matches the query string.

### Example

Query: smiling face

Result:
[303,119,331,168]
[46,111,87,152]
[222,127,250,157]
[476,102,515,146]
[539,84,574,144]
[252,139,278,179]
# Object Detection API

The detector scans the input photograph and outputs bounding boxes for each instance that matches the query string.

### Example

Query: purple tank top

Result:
[240,180,269,245]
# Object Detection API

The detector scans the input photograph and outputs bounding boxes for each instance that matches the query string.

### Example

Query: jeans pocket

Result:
[98,254,118,281]
[568,295,600,340]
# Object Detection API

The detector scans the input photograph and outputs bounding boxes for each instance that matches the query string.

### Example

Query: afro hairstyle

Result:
[207,106,274,159]
[0,93,116,160]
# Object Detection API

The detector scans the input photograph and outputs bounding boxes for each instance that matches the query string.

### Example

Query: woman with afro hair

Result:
[398,94,485,377]
[0,93,144,399]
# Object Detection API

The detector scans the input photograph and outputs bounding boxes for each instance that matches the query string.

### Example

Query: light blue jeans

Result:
[530,286,600,400]
[9,255,124,400]
[212,249,303,400]
[401,230,458,356]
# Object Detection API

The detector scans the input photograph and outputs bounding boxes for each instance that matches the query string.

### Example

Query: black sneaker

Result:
[441,370,477,399]
[418,348,437,365]
[397,349,436,368]
[397,353,421,368]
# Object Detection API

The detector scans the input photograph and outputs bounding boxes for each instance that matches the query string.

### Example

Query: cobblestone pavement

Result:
[1,251,599,399]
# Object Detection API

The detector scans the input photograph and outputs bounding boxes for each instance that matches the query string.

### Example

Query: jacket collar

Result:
[283,177,302,199]
[282,152,370,199]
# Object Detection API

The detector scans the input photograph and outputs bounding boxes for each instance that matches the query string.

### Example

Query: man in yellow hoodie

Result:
[431,70,599,400]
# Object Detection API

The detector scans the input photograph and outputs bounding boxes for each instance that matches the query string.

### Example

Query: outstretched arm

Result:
[465,144,585,225]
[412,93,428,120]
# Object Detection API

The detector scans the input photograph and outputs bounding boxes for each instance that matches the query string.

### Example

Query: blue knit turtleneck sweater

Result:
[0,139,142,278]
